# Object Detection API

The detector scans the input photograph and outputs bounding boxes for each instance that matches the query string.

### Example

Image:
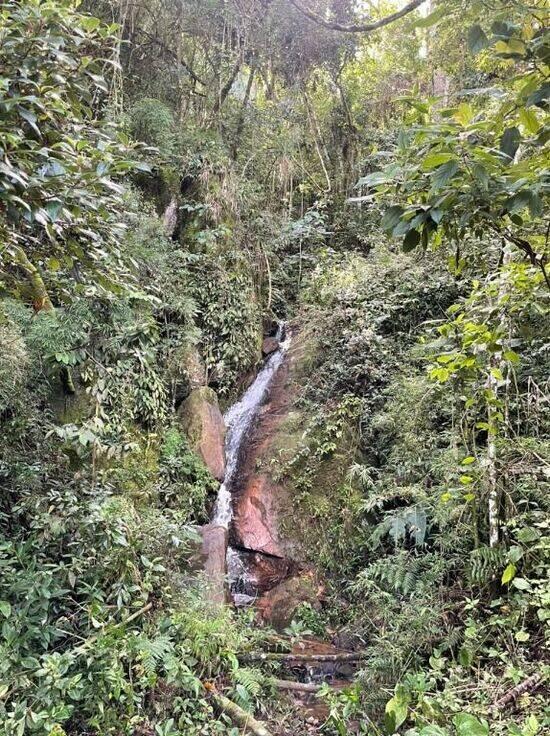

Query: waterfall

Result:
[211,325,291,528]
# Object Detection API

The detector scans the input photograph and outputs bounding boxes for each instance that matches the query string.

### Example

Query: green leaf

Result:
[504,350,520,364]
[512,577,531,591]
[47,258,61,271]
[458,646,473,667]
[472,163,489,190]
[384,684,410,733]
[452,713,489,736]
[421,152,457,170]
[381,205,405,234]
[468,25,490,54]
[505,190,529,215]
[526,82,550,109]
[508,546,523,563]
[518,107,540,134]
[357,171,391,187]
[500,127,521,161]
[45,200,63,221]
[403,228,420,252]
[501,563,516,584]
[419,727,448,736]
[18,107,40,136]
[455,103,474,126]
[133,162,152,173]
[414,6,448,28]
[432,160,459,189]
[0,601,11,618]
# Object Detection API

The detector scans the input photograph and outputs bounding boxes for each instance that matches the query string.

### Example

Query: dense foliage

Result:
[0,0,548,735]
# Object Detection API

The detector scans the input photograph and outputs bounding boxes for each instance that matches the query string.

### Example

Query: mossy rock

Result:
[178,387,226,481]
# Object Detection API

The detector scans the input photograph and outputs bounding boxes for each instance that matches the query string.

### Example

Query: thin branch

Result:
[286,0,427,34]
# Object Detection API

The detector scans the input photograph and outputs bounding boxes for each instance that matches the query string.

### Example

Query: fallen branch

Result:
[210,691,273,736]
[493,674,543,711]
[243,652,365,664]
[271,678,322,693]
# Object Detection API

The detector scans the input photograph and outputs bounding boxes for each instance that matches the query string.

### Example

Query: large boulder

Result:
[256,572,321,630]
[262,336,279,356]
[178,386,226,480]
[232,473,284,557]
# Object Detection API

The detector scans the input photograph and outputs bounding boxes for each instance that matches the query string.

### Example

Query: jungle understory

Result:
[0,1,549,735]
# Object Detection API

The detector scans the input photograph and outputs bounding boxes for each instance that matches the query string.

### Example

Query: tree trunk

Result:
[210,692,273,736]
[231,61,256,159]
[13,246,54,312]
[243,651,365,663]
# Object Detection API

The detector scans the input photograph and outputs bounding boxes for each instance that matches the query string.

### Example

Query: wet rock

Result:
[230,549,292,595]
[257,573,320,630]
[178,386,226,480]
[262,337,279,356]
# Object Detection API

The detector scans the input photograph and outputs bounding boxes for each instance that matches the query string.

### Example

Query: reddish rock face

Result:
[262,337,279,356]
[232,474,284,557]
[178,387,226,480]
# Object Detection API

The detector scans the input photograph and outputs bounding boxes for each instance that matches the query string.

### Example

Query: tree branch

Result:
[286,0,427,33]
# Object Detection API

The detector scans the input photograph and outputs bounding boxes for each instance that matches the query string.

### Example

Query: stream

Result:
[211,324,291,604]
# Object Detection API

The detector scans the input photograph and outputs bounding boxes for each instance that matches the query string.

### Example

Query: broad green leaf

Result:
[518,107,540,134]
[402,228,420,252]
[455,103,474,126]
[468,25,490,54]
[45,200,63,221]
[0,601,11,618]
[500,127,521,161]
[526,82,550,108]
[508,546,523,563]
[385,686,410,732]
[357,171,391,187]
[452,713,489,736]
[432,160,459,189]
[381,205,405,234]
[505,190,532,215]
[501,563,516,584]
[458,646,473,667]
[512,577,531,591]
[414,6,448,28]
[421,152,457,170]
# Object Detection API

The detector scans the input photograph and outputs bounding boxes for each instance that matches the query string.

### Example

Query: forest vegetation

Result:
[0,0,548,735]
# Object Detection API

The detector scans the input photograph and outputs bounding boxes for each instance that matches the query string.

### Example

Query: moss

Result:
[179,385,220,447]
[55,389,93,425]
[105,430,160,504]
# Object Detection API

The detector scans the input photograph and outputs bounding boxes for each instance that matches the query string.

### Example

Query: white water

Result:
[212,325,291,527]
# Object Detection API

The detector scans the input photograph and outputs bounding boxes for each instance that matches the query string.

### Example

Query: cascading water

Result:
[212,324,291,527]
[210,324,291,604]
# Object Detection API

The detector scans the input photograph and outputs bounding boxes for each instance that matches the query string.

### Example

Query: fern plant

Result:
[231,667,265,712]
